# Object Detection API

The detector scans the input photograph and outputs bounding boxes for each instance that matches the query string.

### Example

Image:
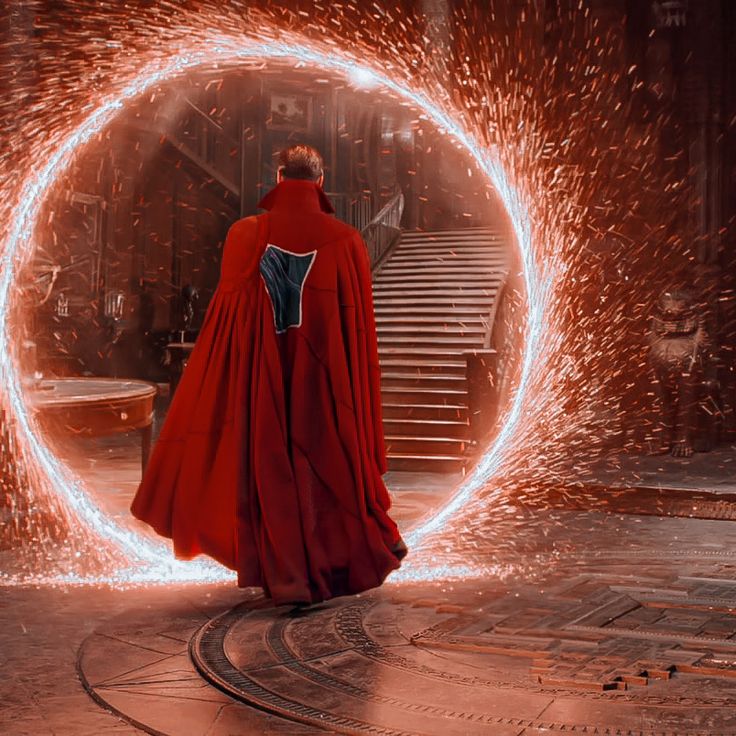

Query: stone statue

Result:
[647,289,708,457]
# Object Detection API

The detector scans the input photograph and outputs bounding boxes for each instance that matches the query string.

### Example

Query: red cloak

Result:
[130,178,406,604]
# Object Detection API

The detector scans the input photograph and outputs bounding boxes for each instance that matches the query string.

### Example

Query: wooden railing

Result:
[167,93,242,198]
[464,266,524,450]
[151,91,406,273]
[155,92,397,252]
[326,192,373,232]
[487,268,523,419]
[360,187,405,268]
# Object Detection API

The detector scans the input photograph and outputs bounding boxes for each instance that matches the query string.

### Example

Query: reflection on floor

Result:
[44,387,465,535]
[577,444,736,493]
[5,510,736,735]
[5,395,736,735]
[47,435,465,531]
[45,411,736,536]
[79,533,736,736]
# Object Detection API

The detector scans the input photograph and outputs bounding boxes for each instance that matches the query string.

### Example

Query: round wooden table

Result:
[28,378,158,473]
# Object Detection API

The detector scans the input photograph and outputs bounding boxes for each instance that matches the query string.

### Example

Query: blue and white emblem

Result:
[259,244,317,333]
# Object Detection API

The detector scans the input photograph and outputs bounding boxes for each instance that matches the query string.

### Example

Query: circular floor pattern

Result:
[80,545,736,736]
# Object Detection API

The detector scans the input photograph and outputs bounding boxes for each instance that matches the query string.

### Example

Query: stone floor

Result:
[580,444,736,494]
[42,420,736,530]
[4,510,736,735]
[3,400,736,734]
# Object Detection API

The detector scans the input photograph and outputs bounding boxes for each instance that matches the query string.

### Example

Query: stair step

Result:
[376,324,487,334]
[395,247,506,257]
[373,287,499,296]
[379,269,504,279]
[381,259,507,269]
[375,314,487,325]
[401,227,500,234]
[395,241,505,248]
[379,333,484,344]
[383,417,471,439]
[386,432,470,442]
[381,384,467,393]
[374,280,500,289]
[379,343,479,352]
[369,226,505,471]
[373,296,495,307]
[377,325,486,335]
[382,402,468,420]
[379,358,467,373]
[380,364,467,377]
[381,386,468,404]
[377,263,506,273]
[399,231,503,239]
[376,315,486,323]
[381,373,467,390]
[374,305,489,316]
[374,273,504,284]
[400,231,502,238]
[400,234,502,243]
[389,248,506,257]
[398,240,507,248]
[374,280,501,288]
[399,231,502,238]
[378,330,485,341]
[399,241,501,247]
[378,355,471,366]
[385,435,469,454]
[374,303,493,313]
[380,353,467,361]
[397,237,504,245]
[399,237,502,243]
[386,453,467,472]
[381,370,467,380]
[379,347,466,357]
[379,335,481,346]
[380,372,466,382]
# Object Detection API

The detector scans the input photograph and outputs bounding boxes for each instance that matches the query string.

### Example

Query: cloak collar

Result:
[257,178,335,214]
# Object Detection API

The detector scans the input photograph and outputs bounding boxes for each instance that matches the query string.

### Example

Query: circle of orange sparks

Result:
[0,28,543,586]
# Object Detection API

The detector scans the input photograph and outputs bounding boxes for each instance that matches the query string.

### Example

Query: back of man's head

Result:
[278,144,324,182]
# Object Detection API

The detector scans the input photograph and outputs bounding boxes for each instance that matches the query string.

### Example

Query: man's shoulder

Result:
[230,215,259,235]
[223,215,261,249]
[230,213,363,254]
[233,213,357,237]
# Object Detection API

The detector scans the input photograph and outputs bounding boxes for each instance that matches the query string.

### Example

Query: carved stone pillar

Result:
[677,0,725,266]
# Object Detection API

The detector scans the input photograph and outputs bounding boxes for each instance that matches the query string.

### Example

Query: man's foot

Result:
[290,601,313,610]
[391,538,408,561]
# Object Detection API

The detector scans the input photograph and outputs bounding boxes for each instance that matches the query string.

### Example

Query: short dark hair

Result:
[278,144,324,181]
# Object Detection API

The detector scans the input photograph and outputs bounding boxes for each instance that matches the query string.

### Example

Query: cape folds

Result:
[130,179,406,604]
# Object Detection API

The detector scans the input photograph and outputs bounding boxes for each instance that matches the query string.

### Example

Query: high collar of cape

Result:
[257,178,335,214]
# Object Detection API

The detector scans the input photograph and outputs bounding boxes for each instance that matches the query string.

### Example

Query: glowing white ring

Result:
[0,37,540,585]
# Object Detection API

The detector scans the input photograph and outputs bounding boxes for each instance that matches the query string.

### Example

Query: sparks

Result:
[0,13,539,587]
[1,2,686,589]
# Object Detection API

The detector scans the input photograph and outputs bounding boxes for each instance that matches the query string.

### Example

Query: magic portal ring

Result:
[0,31,536,584]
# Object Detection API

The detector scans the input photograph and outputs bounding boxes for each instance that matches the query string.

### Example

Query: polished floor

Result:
[2,407,736,734]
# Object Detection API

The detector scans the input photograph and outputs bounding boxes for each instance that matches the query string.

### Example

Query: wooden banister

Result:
[360,187,405,269]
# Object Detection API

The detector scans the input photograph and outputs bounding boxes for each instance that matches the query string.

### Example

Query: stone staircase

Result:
[374,227,509,472]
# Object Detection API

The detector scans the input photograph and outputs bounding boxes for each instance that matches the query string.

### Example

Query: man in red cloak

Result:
[131,144,407,605]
